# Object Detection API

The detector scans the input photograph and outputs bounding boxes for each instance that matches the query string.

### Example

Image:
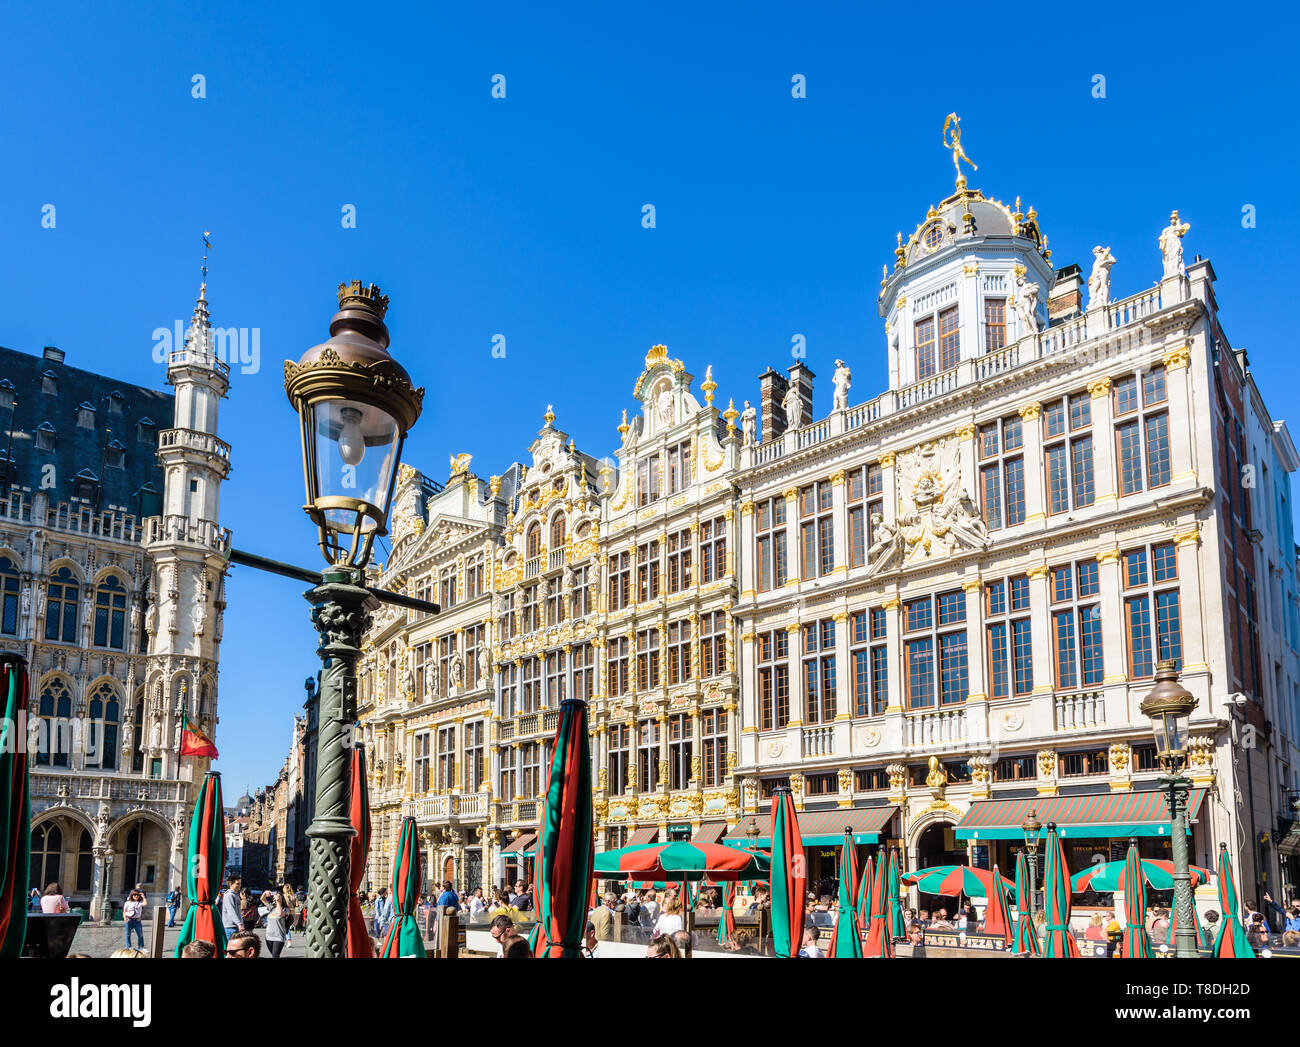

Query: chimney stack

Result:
[1048,265,1083,322]
[788,363,815,428]
[758,368,789,443]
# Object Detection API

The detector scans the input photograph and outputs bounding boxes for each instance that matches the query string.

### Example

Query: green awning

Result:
[955,790,1206,840]
[722,805,898,848]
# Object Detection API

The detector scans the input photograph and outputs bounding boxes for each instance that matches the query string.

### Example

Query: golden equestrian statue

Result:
[943,113,977,187]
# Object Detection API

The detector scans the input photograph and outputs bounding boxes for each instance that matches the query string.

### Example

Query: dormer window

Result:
[923,224,944,250]
[0,380,15,410]
[73,468,99,503]
[77,402,96,429]
[106,439,126,469]
[35,421,56,451]
[135,483,161,519]
[41,371,57,396]
[136,417,157,444]
[107,391,125,415]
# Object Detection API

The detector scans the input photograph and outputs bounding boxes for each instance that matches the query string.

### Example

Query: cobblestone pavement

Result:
[69,919,312,958]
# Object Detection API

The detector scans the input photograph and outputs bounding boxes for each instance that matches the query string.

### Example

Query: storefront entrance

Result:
[912,821,966,913]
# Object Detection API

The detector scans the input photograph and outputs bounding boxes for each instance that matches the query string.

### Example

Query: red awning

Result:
[500,832,537,854]
[691,820,727,846]
[954,790,1208,840]
[625,825,660,847]
[722,806,898,846]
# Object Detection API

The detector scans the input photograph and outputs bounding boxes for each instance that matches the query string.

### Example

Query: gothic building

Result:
[15,276,231,915]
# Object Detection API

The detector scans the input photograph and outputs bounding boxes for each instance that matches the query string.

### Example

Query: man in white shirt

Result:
[640,890,660,928]
[798,928,823,958]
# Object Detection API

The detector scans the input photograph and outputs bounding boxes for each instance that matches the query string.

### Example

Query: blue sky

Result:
[1,0,1295,792]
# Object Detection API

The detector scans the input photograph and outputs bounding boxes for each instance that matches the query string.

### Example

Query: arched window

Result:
[88,681,120,771]
[122,823,143,888]
[93,575,127,649]
[44,567,78,643]
[36,678,73,767]
[130,695,145,773]
[526,523,541,559]
[30,823,62,892]
[0,556,19,635]
[549,513,566,550]
[76,829,93,893]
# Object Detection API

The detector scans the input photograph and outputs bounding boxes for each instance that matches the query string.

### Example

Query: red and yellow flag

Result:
[180,714,218,759]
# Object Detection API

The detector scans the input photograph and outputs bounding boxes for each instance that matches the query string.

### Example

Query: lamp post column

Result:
[304,566,372,958]
[1167,774,1198,958]
[1026,848,1040,923]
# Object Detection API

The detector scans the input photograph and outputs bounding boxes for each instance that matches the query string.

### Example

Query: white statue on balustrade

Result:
[781,382,803,430]
[425,663,440,699]
[739,401,757,446]
[832,360,852,411]
[448,653,463,694]
[1088,245,1115,309]
[1013,274,1042,335]
[1159,210,1191,278]
[478,648,490,684]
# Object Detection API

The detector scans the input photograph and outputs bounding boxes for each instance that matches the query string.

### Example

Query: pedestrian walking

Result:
[264,891,289,958]
[166,884,182,928]
[220,877,244,941]
[122,889,146,950]
[373,887,394,939]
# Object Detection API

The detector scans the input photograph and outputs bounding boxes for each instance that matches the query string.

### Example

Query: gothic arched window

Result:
[0,556,19,636]
[75,829,93,893]
[93,575,127,649]
[88,681,121,771]
[30,823,62,892]
[36,678,73,767]
[44,567,78,643]
[122,823,143,888]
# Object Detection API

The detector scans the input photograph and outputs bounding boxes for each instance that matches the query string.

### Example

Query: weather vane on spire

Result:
[201,230,211,286]
[942,113,977,188]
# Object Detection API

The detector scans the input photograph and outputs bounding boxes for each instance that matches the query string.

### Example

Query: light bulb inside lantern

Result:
[338,407,365,466]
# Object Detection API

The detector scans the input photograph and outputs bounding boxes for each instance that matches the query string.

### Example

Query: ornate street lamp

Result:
[1021,808,1042,922]
[1139,659,1200,959]
[284,281,423,958]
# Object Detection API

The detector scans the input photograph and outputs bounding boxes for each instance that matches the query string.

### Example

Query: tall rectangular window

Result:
[572,643,594,701]
[699,515,726,583]
[1050,560,1104,689]
[465,553,485,600]
[637,720,660,792]
[666,440,690,495]
[1115,366,1171,495]
[756,497,788,592]
[437,725,457,791]
[636,627,660,691]
[986,576,1032,698]
[544,649,566,707]
[464,720,485,790]
[521,656,541,713]
[758,630,790,731]
[1045,392,1095,515]
[851,608,888,716]
[699,610,725,678]
[668,714,691,790]
[608,637,630,697]
[979,415,1025,529]
[1124,541,1182,678]
[984,298,1006,352]
[414,733,431,794]
[608,724,630,794]
[938,305,960,371]
[701,708,727,787]
[666,528,692,593]
[801,619,836,723]
[636,455,661,507]
[608,552,631,612]
[521,741,541,797]
[798,481,834,578]
[637,540,661,602]
[915,315,936,379]
[666,619,692,684]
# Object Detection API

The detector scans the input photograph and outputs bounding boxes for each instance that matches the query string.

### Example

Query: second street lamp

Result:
[285,281,424,958]
[1021,808,1042,923]
[1139,659,1200,959]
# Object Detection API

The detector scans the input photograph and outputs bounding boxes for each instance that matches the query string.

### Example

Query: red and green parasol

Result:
[1041,825,1080,957]
[173,770,227,957]
[0,656,30,958]
[887,848,905,941]
[716,881,737,946]
[984,864,1013,947]
[827,829,862,958]
[380,816,426,957]
[594,842,769,882]
[1119,841,1153,958]
[769,786,805,958]
[863,845,894,958]
[902,864,1014,899]
[1072,857,1212,893]
[1211,843,1255,958]
[536,697,594,958]
[1013,850,1040,956]
[345,746,373,958]
[855,854,874,927]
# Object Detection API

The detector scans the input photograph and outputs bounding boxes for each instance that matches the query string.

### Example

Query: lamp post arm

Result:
[227,547,441,615]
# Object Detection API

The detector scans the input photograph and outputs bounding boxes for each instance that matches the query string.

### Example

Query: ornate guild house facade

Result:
[355,133,1300,904]
[12,275,231,916]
